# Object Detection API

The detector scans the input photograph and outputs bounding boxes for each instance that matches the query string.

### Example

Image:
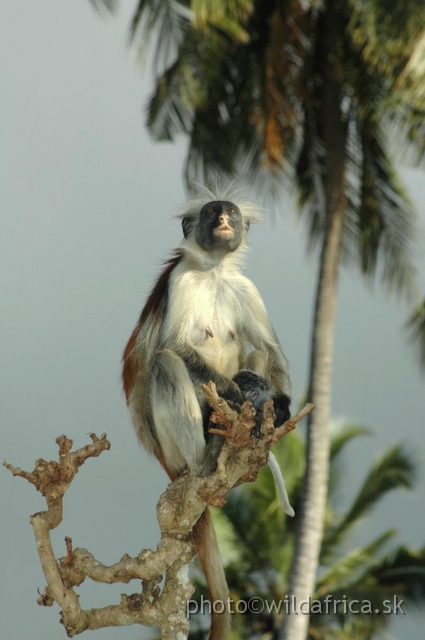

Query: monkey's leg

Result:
[150,349,213,477]
[245,349,267,376]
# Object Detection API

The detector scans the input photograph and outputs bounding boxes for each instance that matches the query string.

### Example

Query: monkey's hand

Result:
[273,393,291,428]
[251,393,291,438]
[220,381,246,406]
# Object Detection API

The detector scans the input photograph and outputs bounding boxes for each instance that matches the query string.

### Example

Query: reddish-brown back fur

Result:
[122,327,139,400]
[122,251,183,401]
[139,251,183,326]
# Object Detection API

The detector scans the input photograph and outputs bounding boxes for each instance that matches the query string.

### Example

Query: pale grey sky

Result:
[1,2,424,640]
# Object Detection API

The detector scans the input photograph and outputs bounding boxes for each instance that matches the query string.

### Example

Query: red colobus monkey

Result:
[122,187,291,639]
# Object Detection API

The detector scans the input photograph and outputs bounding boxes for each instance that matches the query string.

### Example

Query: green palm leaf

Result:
[191,0,253,41]
[327,426,372,525]
[186,424,422,639]
[353,118,418,296]
[330,425,372,460]
[371,545,425,607]
[317,529,397,595]
[129,0,189,72]
[325,444,416,550]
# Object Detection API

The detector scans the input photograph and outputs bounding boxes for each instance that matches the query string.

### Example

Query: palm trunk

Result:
[280,3,347,638]
[279,205,345,640]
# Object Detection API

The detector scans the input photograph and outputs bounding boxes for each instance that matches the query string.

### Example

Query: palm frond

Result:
[146,25,228,140]
[325,444,416,549]
[346,0,425,170]
[187,424,422,639]
[317,529,397,594]
[296,2,422,297]
[327,425,372,521]
[371,544,425,607]
[184,40,265,183]
[314,545,425,635]
[405,298,425,370]
[296,113,327,252]
[219,489,277,573]
[143,0,309,188]
[347,0,425,80]
[87,0,116,13]
[326,26,419,297]
[330,425,372,460]
[354,117,418,297]
[129,0,190,72]
[191,0,253,42]
[392,37,425,168]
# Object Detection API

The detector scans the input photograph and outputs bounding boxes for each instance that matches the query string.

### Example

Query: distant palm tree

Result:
[89,2,425,639]
[187,426,425,640]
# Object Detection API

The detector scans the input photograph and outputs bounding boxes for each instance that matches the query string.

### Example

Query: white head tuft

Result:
[176,180,264,227]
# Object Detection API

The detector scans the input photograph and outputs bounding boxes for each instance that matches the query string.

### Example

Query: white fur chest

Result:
[164,263,246,375]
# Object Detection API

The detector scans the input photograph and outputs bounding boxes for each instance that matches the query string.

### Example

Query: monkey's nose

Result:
[218,214,230,226]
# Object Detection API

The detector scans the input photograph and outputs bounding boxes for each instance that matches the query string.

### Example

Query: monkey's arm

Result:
[176,343,245,404]
[239,280,291,393]
[250,330,291,426]
[238,280,291,425]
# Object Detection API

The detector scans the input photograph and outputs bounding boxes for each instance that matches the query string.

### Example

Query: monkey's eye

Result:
[227,207,235,215]
[206,206,216,214]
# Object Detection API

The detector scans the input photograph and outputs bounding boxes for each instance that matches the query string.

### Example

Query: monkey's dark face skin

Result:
[195,200,244,252]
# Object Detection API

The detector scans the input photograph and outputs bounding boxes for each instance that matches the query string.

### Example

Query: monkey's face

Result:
[195,201,244,252]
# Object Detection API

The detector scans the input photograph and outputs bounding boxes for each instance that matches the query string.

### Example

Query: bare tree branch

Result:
[4,388,313,638]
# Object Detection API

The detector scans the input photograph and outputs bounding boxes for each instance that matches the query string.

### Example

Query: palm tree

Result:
[127,4,425,639]
[91,2,425,638]
[187,426,425,640]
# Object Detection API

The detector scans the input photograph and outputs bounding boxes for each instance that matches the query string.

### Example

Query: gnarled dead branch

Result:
[4,386,313,638]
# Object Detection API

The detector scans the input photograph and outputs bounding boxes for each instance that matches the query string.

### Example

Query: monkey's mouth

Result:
[214,225,234,238]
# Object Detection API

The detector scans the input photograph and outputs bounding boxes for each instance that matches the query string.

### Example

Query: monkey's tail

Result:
[268,451,295,517]
[192,507,231,640]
